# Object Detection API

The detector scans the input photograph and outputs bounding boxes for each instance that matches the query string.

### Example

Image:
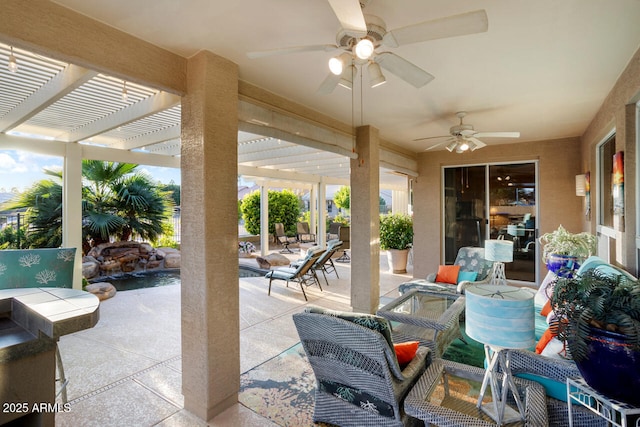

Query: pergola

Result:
[0,42,415,274]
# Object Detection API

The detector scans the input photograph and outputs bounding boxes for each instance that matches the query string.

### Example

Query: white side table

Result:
[567,377,640,427]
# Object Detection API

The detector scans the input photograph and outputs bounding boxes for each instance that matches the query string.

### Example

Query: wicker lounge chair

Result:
[293,307,430,426]
[399,246,494,295]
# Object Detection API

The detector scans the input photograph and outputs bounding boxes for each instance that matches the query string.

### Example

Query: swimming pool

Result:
[100,265,268,291]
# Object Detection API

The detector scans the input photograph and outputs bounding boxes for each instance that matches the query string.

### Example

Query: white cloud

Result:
[0,150,63,190]
[0,153,18,172]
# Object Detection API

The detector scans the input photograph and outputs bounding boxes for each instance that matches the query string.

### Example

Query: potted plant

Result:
[539,225,596,276]
[379,213,413,273]
[238,241,256,258]
[551,267,640,405]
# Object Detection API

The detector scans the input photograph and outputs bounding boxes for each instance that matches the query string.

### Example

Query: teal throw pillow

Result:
[457,271,478,284]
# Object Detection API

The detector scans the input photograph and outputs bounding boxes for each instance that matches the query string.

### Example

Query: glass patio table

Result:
[376,288,465,357]
[405,358,548,426]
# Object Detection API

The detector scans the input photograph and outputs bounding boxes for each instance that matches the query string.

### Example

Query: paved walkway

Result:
[55,251,414,426]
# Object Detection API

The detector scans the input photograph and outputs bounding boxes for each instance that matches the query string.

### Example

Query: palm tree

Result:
[111,173,172,242]
[2,160,174,252]
[2,170,63,248]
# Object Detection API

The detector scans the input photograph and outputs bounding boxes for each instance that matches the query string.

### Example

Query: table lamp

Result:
[465,284,535,425]
[484,239,513,285]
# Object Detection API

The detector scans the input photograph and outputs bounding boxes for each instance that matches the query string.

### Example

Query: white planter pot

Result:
[387,249,409,274]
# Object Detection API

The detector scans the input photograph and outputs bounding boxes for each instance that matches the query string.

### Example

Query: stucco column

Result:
[180,50,239,421]
[350,125,380,313]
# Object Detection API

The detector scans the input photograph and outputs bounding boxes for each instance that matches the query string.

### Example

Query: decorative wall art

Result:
[613,151,624,215]
[585,171,591,219]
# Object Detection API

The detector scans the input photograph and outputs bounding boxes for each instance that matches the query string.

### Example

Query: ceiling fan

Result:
[416,111,520,153]
[247,0,488,94]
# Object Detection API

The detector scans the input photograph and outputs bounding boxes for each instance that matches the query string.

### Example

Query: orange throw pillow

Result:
[535,328,556,354]
[435,265,461,285]
[394,341,419,366]
[540,300,552,317]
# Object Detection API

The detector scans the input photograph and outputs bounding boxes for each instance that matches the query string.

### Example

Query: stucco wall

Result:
[580,45,640,273]
[413,137,582,282]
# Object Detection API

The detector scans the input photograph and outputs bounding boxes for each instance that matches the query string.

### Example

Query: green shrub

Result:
[379,213,413,250]
[240,189,301,235]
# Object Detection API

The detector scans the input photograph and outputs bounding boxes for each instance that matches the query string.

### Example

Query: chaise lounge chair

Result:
[264,246,324,300]
[291,239,343,286]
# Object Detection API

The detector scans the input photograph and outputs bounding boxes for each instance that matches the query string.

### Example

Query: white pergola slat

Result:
[0,42,414,188]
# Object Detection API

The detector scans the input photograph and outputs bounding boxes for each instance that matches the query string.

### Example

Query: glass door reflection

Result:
[444,163,537,283]
[489,163,536,282]
[443,166,487,264]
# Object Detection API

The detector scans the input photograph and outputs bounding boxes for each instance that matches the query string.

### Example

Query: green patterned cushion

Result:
[304,306,394,348]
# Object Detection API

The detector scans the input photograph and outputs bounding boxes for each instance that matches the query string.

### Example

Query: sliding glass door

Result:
[444,162,537,283]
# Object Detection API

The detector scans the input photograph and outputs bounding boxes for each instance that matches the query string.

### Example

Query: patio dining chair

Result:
[264,246,324,300]
[296,221,316,243]
[274,222,296,254]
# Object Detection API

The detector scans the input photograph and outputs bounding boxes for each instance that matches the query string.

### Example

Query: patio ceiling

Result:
[0,43,404,188]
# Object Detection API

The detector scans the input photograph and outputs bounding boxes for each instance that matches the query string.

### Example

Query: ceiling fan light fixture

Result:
[354,39,374,60]
[328,52,352,76]
[445,141,458,152]
[328,57,343,75]
[467,140,478,151]
[338,64,357,89]
[8,46,18,73]
[458,141,470,152]
[368,62,386,88]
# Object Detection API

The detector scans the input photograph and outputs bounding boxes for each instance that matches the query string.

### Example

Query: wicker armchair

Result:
[507,350,607,426]
[399,246,494,295]
[293,308,431,427]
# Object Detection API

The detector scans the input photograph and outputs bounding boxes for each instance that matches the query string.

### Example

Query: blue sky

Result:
[0,150,181,192]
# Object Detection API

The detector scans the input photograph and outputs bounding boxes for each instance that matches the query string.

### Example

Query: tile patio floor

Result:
[54,250,414,426]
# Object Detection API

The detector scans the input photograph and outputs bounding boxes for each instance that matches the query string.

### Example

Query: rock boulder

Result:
[85,282,117,301]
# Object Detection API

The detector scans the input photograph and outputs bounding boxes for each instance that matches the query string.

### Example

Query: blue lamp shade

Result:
[484,239,514,263]
[465,284,535,349]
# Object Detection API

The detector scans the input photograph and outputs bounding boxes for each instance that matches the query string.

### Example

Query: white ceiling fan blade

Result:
[424,141,447,151]
[467,137,486,149]
[317,73,341,95]
[375,52,434,88]
[413,134,450,142]
[383,10,488,48]
[247,44,339,59]
[474,131,520,138]
[327,0,368,37]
